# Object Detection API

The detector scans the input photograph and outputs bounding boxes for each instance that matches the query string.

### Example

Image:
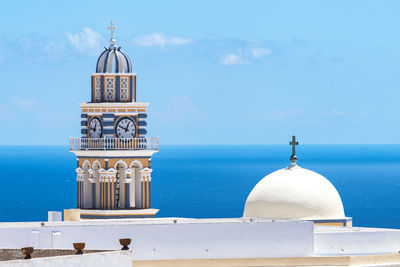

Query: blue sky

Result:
[0,0,399,145]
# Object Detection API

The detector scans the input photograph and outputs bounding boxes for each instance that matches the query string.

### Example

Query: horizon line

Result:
[0,143,399,146]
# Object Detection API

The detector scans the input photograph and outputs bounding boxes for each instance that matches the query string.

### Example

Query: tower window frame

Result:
[120,77,129,101]
[94,76,101,102]
[105,76,115,101]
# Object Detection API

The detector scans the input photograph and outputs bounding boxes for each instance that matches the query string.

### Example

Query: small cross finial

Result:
[108,20,116,41]
[289,135,299,165]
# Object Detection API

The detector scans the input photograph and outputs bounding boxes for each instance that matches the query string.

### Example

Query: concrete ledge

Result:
[80,209,159,219]
[71,150,157,157]
[0,249,107,261]
[132,253,400,267]
[315,226,400,255]
[1,250,132,266]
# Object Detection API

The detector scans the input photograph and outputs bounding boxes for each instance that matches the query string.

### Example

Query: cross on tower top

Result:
[108,20,116,41]
[289,135,299,165]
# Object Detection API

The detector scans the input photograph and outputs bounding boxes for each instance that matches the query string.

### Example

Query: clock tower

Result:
[69,21,159,219]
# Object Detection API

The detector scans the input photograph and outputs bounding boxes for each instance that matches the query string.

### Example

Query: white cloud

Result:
[220,53,246,65]
[329,108,345,116]
[358,111,368,117]
[220,45,272,65]
[10,97,73,127]
[250,47,271,59]
[12,97,40,109]
[66,27,103,54]
[332,108,345,116]
[17,36,36,51]
[44,41,65,59]
[134,33,192,47]
[256,109,305,120]
[3,36,67,63]
[0,104,12,119]
[0,36,5,63]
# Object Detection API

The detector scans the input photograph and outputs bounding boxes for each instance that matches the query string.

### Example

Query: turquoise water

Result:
[0,145,399,229]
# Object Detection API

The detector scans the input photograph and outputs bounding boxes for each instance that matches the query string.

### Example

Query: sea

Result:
[0,145,399,229]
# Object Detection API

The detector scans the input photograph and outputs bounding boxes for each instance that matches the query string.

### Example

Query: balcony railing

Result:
[69,137,159,151]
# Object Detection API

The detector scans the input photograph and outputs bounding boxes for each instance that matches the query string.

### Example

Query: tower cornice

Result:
[92,73,136,76]
[79,102,149,108]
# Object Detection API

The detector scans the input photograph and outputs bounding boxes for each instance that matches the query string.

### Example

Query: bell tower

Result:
[69,21,159,219]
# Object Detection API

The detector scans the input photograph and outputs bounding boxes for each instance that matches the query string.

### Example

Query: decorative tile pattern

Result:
[120,77,129,101]
[95,77,101,101]
[105,77,115,101]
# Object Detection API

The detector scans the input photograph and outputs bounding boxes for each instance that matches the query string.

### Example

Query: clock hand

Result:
[118,125,130,135]
[119,125,128,131]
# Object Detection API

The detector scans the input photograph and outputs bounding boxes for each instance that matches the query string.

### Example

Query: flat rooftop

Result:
[0,249,109,261]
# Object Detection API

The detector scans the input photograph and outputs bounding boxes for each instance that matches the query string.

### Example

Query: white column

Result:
[94,170,101,209]
[99,168,117,209]
[140,168,153,209]
[87,169,96,209]
[124,168,134,209]
[75,168,85,209]
[134,166,142,208]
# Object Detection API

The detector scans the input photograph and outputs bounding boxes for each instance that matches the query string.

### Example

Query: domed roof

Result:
[96,39,132,73]
[243,164,345,220]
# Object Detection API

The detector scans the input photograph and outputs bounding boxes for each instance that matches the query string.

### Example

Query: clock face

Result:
[116,118,136,138]
[88,117,102,138]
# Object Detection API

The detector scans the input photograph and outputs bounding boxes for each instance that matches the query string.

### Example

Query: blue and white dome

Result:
[96,39,132,73]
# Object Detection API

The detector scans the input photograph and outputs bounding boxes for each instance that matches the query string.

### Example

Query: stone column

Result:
[99,168,117,210]
[134,166,142,209]
[99,169,106,209]
[95,170,101,209]
[140,168,153,209]
[124,168,134,209]
[75,168,85,209]
[87,169,96,209]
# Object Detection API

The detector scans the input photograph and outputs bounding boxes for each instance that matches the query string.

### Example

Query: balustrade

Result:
[69,137,159,151]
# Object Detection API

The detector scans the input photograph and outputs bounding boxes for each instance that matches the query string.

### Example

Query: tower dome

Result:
[96,39,132,73]
[91,21,137,103]
[243,136,346,221]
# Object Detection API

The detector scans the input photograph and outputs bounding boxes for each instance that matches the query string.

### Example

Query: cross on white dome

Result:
[108,20,116,40]
[289,135,299,165]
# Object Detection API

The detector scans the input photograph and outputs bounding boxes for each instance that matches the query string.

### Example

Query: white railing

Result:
[69,137,159,151]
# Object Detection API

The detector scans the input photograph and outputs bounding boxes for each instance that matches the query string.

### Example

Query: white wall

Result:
[0,251,132,267]
[0,219,314,260]
[315,226,400,255]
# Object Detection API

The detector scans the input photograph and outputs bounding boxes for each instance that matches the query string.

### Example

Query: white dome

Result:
[243,164,345,220]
